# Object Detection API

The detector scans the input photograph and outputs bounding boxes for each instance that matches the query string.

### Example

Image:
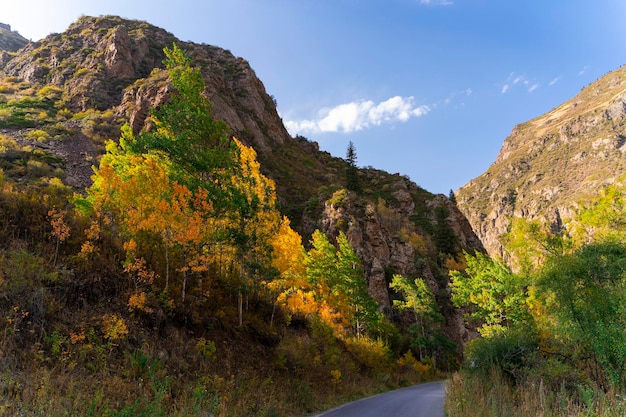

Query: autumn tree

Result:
[79,43,285,321]
[228,138,282,325]
[47,206,70,266]
[305,230,380,337]
[80,138,213,302]
[268,216,314,324]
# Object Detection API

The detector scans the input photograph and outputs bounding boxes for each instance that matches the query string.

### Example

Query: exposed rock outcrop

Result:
[319,175,483,350]
[0,22,28,53]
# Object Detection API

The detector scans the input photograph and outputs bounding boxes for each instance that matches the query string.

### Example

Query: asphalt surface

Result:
[316,381,445,417]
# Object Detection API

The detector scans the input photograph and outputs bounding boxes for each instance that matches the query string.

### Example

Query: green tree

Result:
[390,274,442,361]
[504,217,568,275]
[127,43,235,203]
[336,232,380,337]
[450,251,530,335]
[570,175,626,245]
[536,242,626,388]
[448,189,457,205]
[305,230,380,337]
[434,205,458,256]
[345,141,360,193]
[79,44,283,320]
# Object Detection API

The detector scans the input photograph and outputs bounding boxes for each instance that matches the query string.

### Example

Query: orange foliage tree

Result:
[77,44,285,322]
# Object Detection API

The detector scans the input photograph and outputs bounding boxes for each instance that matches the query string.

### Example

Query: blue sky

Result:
[3,0,626,194]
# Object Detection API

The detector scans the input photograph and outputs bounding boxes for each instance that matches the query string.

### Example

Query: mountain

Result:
[0,15,483,414]
[0,15,481,320]
[0,15,483,317]
[456,65,626,260]
[0,22,29,53]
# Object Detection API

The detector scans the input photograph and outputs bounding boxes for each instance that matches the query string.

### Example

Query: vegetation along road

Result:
[316,381,445,417]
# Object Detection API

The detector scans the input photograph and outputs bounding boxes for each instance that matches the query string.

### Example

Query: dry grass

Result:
[445,371,626,417]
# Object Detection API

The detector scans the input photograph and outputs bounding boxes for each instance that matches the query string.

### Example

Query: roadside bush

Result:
[344,337,393,375]
[465,324,539,384]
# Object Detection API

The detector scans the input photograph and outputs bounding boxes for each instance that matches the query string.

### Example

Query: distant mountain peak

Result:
[0,22,29,52]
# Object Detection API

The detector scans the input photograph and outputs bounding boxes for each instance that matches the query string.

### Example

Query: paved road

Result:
[316,381,445,417]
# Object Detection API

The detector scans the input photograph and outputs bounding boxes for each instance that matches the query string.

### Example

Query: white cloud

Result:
[437,88,472,107]
[578,65,590,76]
[419,0,453,5]
[549,76,561,86]
[501,72,539,94]
[284,96,430,135]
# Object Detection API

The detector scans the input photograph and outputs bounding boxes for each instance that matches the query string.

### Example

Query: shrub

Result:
[57,108,73,120]
[465,325,539,384]
[0,84,16,94]
[1,249,52,293]
[128,291,153,314]
[2,76,21,84]
[327,188,348,207]
[75,67,89,77]
[101,314,128,342]
[25,129,51,142]
[44,122,74,140]
[37,85,63,101]
[195,338,217,361]
[344,337,393,375]
[397,350,431,374]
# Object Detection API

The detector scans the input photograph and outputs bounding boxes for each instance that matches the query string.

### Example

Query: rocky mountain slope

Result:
[0,15,483,352]
[456,65,626,259]
[0,22,29,53]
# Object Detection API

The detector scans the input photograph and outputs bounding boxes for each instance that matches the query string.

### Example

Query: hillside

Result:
[456,65,626,259]
[0,16,482,415]
[0,15,482,330]
[449,65,626,417]
[0,22,29,53]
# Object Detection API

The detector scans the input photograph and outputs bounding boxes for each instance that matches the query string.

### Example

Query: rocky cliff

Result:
[0,15,484,352]
[0,22,29,53]
[456,65,626,260]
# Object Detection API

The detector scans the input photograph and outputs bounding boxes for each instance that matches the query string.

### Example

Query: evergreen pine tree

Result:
[448,189,457,205]
[345,141,361,193]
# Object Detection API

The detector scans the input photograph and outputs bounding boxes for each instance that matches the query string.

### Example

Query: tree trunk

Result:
[53,238,60,267]
[164,242,170,290]
[238,290,243,326]
[182,270,187,303]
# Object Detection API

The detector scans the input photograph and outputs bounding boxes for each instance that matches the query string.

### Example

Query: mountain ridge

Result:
[456,64,626,260]
[0,22,29,53]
